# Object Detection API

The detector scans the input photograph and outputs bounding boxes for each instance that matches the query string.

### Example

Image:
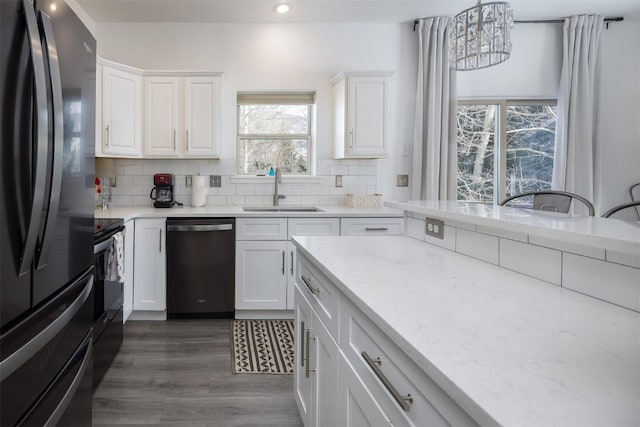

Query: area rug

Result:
[231,319,294,374]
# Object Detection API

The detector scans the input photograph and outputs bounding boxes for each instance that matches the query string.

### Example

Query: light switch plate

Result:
[397,175,409,187]
[335,175,343,187]
[210,175,221,187]
[425,216,444,239]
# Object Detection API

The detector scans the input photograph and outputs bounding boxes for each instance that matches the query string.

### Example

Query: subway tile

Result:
[244,196,264,205]
[425,225,456,252]
[406,217,425,241]
[300,196,320,206]
[562,253,640,312]
[236,185,254,196]
[606,250,640,269]
[330,165,349,175]
[477,225,528,242]
[529,235,606,260]
[207,195,227,206]
[456,228,499,265]
[227,196,245,206]
[348,165,368,175]
[499,238,562,285]
[357,175,376,186]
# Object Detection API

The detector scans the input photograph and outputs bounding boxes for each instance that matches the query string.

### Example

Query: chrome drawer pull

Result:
[365,227,388,231]
[300,321,305,367]
[362,351,413,412]
[300,275,320,295]
[305,329,316,378]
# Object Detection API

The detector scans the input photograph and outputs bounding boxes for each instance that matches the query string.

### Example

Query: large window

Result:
[236,93,314,175]
[456,100,557,204]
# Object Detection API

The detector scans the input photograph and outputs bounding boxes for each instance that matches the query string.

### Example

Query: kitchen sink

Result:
[243,206,323,213]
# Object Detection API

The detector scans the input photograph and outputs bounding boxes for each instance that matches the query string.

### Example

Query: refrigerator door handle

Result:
[43,336,93,427]
[18,0,50,275]
[0,275,93,382]
[36,11,64,269]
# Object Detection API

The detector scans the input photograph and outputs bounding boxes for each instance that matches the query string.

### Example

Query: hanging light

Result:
[449,0,514,70]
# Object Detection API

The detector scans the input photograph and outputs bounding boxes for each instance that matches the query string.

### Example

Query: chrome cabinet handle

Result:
[281,251,285,275]
[173,129,177,150]
[159,229,162,252]
[105,124,110,147]
[365,227,388,231]
[186,129,189,150]
[300,321,305,367]
[349,128,354,149]
[362,351,413,412]
[290,251,294,275]
[305,329,316,378]
[300,275,319,295]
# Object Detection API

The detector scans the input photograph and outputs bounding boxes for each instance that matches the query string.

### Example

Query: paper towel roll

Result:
[191,175,207,207]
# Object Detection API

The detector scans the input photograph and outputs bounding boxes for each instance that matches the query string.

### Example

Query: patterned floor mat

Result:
[231,319,294,374]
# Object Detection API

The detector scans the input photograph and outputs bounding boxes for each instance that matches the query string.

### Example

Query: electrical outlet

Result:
[185,176,192,188]
[109,177,117,188]
[335,175,343,187]
[397,175,409,187]
[210,175,221,187]
[425,216,444,239]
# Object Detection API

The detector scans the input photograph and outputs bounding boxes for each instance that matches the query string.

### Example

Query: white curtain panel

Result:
[552,15,604,208]
[412,17,457,201]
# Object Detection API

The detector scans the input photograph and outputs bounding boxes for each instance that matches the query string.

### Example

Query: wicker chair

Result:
[499,190,595,216]
[602,201,640,220]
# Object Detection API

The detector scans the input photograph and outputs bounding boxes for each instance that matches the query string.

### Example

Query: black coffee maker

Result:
[150,173,175,208]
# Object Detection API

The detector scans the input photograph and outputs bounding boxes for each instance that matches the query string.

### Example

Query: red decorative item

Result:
[95,177,101,185]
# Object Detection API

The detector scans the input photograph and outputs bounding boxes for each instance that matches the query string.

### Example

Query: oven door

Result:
[92,229,124,388]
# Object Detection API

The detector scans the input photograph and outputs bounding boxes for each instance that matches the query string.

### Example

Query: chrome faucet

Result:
[273,167,286,206]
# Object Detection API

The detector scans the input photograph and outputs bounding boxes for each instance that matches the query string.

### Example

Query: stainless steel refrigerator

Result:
[1,0,96,424]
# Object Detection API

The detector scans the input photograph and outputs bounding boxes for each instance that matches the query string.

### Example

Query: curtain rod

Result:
[413,16,623,31]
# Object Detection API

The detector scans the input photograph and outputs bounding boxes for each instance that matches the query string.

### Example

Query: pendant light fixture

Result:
[449,0,514,70]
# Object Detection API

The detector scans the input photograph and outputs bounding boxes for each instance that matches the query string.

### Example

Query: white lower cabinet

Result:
[337,351,392,427]
[295,252,478,427]
[294,284,338,427]
[235,240,288,310]
[133,218,166,312]
[123,219,135,323]
[235,217,339,317]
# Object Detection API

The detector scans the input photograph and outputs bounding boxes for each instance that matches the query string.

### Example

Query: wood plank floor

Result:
[93,319,303,426]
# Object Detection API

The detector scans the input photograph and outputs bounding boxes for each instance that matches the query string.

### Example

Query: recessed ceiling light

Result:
[49,3,57,11]
[273,3,291,14]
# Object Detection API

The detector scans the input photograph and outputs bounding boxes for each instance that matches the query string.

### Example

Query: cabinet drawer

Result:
[340,217,404,235]
[297,255,340,340]
[340,299,478,427]
[236,218,287,240]
[288,218,340,239]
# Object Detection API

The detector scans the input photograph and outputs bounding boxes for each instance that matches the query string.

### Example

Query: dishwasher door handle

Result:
[167,224,233,232]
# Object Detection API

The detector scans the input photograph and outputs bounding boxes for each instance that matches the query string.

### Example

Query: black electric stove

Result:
[94,218,124,241]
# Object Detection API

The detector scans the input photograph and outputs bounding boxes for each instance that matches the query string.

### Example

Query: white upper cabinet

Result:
[143,73,223,158]
[98,59,143,157]
[331,71,393,159]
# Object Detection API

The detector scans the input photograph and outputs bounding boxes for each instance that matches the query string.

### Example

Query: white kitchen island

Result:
[291,215,639,426]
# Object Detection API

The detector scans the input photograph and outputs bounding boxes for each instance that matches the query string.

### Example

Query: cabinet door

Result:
[133,219,166,311]
[183,76,221,157]
[311,314,339,427]
[346,76,388,157]
[235,240,288,310]
[123,220,135,322]
[338,351,393,427]
[144,77,180,157]
[294,285,314,427]
[102,65,142,156]
[286,241,296,310]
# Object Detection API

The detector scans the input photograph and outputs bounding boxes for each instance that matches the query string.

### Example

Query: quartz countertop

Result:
[292,234,640,427]
[386,200,640,256]
[94,205,403,221]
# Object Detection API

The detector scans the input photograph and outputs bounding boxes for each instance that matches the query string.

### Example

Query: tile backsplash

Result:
[109,159,378,207]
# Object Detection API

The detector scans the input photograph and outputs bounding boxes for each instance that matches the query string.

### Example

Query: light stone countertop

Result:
[292,234,640,427]
[94,205,404,221]
[386,200,640,256]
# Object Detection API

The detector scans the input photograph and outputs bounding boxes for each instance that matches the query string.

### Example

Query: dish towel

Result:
[105,231,125,282]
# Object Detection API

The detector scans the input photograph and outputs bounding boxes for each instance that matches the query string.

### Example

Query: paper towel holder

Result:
[191,174,207,207]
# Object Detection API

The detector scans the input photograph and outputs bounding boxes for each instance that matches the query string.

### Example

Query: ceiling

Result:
[76,0,639,24]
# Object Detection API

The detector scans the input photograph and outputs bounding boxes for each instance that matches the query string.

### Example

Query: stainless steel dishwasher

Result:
[166,218,235,318]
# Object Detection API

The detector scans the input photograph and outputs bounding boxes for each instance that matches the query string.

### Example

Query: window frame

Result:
[236,92,315,176]
[456,98,557,204]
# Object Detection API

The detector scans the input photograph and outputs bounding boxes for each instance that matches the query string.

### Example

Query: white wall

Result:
[94,16,639,211]
[95,22,416,202]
